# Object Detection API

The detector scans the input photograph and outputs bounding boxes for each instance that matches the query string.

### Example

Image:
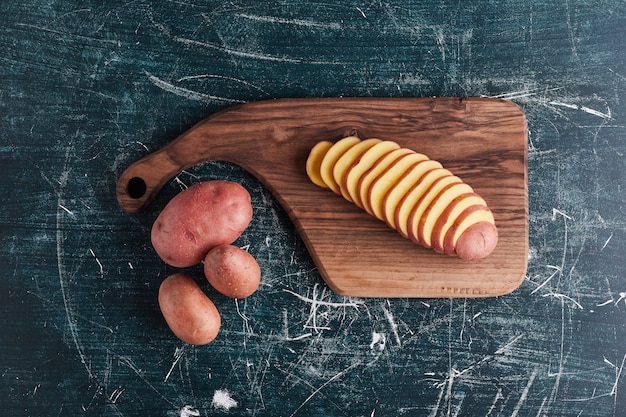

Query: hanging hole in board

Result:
[127,177,147,199]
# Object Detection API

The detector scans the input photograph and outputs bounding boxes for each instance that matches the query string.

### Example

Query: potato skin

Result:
[158,273,220,345]
[204,245,261,299]
[151,181,253,268]
[454,221,498,261]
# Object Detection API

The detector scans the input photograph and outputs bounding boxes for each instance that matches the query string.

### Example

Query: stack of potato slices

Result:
[306,136,498,260]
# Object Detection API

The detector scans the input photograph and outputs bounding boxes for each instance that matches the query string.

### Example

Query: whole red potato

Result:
[151,181,253,267]
[158,273,221,345]
[204,245,261,299]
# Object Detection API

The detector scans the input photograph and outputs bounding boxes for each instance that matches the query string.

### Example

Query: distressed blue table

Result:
[1,1,625,416]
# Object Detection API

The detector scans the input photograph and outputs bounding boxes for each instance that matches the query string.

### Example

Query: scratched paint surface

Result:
[1,1,625,416]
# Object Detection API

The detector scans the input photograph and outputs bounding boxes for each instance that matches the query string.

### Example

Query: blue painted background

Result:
[1,1,625,416]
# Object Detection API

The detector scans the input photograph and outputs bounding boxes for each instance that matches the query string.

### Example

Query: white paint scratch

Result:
[283,286,365,309]
[382,301,401,347]
[511,369,538,417]
[440,333,524,387]
[146,73,245,104]
[284,284,364,333]
[552,208,574,221]
[601,232,613,251]
[288,361,360,417]
[173,176,189,190]
[175,36,345,65]
[235,13,342,30]
[610,354,626,396]
[536,208,584,311]
[118,355,173,405]
[176,73,270,96]
[212,389,238,411]
[135,141,150,152]
[549,101,612,120]
[15,22,120,45]
[235,298,253,342]
[494,334,523,354]
[108,387,124,404]
[546,299,567,412]
[486,86,564,101]
[57,147,95,380]
[531,265,561,295]
[485,388,503,417]
[542,292,583,309]
[163,346,185,383]
[285,333,313,341]
[88,248,103,275]
[58,204,74,216]
[596,298,614,307]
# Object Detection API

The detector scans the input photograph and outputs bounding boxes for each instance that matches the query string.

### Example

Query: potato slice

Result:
[430,193,487,253]
[332,138,381,202]
[407,174,462,246]
[344,141,401,208]
[368,152,429,221]
[383,159,443,230]
[357,148,414,215]
[442,206,495,255]
[417,182,474,248]
[306,141,333,188]
[319,136,361,194]
[393,167,448,238]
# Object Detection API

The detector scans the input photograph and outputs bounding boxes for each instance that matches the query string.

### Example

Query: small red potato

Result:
[158,273,221,345]
[204,245,261,299]
[151,181,253,268]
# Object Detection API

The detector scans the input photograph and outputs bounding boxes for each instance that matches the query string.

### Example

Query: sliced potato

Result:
[442,206,495,255]
[319,136,361,194]
[367,152,428,221]
[383,159,442,230]
[417,182,474,248]
[332,138,381,202]
[393,167,448,238]
[344,141,401,208]
[306,141,333,188]
[407,175,462,246]
[430,193,487,253]
[305,137,499,260]
[358,148,414,216]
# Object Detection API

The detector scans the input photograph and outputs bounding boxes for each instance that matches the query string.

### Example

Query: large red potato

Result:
[151,181,253,267]
[204,245,261,299]
[158,273,221,345]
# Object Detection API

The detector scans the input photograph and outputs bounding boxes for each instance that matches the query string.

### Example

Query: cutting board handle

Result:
[116,99,363,213]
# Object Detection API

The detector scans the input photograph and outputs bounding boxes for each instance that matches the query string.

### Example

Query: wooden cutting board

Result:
[117,97,528,298]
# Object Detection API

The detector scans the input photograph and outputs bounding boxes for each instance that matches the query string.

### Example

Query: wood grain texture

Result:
[117,97,528,298]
